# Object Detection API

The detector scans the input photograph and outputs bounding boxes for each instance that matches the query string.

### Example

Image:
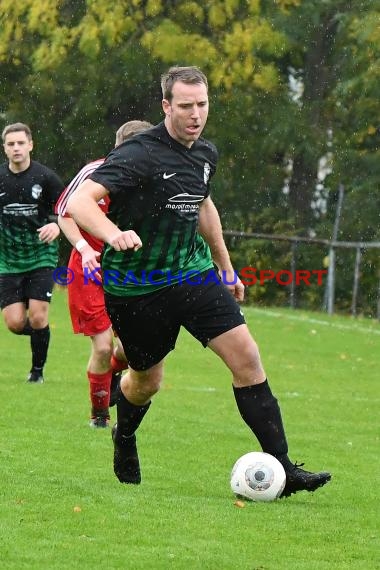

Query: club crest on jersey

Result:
[203,162,210,184]
[31,184,43,199]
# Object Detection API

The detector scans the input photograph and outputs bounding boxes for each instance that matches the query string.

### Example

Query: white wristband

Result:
[75,238,88,252]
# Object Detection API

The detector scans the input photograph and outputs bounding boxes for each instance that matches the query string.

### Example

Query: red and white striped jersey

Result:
[55,158,109,251]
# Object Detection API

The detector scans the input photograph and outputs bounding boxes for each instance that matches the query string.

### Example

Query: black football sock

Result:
[115,389,151,443]
[233,380,292,467]
[30,325,50,370]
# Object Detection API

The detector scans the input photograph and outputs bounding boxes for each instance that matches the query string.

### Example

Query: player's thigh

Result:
[208,323,263,374]
[105,290,180,371]
[182,278,245,346]
[0,273,25,310]
[25,268,55,304]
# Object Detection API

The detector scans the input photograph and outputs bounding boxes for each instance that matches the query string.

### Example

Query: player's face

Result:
[162,81,209,148]
[3,131,33,170]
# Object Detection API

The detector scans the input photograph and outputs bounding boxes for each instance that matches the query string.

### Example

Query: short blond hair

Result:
[115,120,153,146]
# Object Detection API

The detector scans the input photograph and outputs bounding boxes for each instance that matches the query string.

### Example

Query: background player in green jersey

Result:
[0,123,64,383]
[67,66,331,498]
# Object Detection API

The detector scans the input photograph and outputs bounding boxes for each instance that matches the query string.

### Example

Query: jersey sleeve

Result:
[89,140,150,196]
[55,159,104,216]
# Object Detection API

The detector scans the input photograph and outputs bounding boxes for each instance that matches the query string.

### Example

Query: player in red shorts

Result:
[56,120,152,427]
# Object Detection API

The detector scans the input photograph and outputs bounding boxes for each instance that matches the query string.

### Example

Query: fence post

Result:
[351,247,362,317]
[289,241,297,309]
[325,183,345,314]
[326,246,336,315]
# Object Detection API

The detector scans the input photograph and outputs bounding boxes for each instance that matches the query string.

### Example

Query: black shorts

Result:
[0,268,55,310]
[105,273,246,371]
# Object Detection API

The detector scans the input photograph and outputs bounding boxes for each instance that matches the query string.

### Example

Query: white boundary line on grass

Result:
[250,307,380,336]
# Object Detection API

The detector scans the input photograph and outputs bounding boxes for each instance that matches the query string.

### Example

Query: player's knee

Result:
[239,342,263,370]
[94,343,113,362]
[132,368,163,397]
[231,344,266,386]
[148,378,161,396]
[29,315,48,329]
[142,375,162,396]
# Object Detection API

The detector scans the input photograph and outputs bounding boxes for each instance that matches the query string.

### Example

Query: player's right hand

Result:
[108,230,142,252]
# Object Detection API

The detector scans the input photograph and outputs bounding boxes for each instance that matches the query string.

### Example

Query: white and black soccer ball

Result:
[230,451,286,502]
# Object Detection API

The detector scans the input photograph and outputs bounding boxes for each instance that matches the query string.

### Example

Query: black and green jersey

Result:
[0,160,65,273]
[90,122,218,296]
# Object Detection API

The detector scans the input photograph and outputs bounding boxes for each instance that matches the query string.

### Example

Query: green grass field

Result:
[1,288,379,569]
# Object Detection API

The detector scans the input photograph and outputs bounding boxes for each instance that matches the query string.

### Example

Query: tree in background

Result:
[270,0,379,241]
[0,1,292,198]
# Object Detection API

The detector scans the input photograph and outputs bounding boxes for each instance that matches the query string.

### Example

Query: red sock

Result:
[87,370,112,410]
[110,354,127,373]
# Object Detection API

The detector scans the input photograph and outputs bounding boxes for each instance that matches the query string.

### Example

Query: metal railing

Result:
[223,230,380,319]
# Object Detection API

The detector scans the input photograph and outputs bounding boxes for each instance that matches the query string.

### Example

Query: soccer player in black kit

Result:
[0,123,64,383]
[67,66,331,498]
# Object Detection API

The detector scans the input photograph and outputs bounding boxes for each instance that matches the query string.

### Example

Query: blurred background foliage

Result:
[0,0,379,315]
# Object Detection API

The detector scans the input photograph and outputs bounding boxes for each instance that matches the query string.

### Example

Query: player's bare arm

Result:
[66,179,142,252]
[198,197,244,301]
[58,215,102,280]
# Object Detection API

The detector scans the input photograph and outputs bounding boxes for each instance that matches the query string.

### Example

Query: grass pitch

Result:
[1,289,378,569]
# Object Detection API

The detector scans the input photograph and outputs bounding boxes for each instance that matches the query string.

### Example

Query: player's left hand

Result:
[232,278,245,302]
[37,222,60,243]
[222,268,245,302]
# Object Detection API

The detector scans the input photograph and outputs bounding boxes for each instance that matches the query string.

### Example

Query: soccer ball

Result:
[230,451,286,502]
